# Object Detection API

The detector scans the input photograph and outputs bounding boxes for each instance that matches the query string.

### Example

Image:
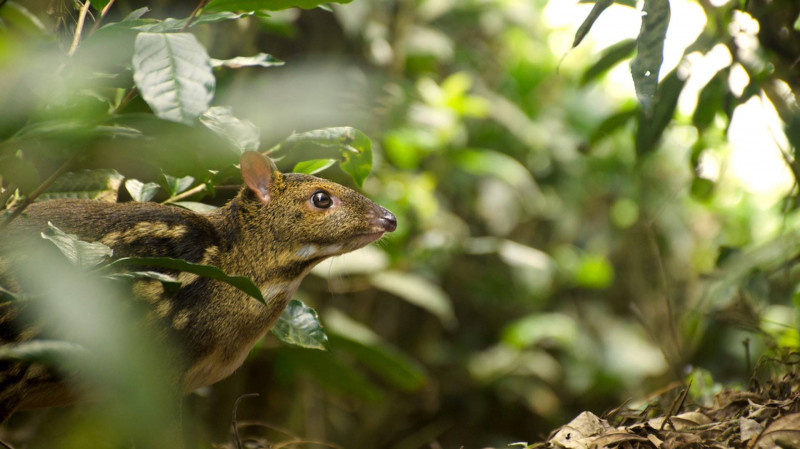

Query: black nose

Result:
[379,208,397,232]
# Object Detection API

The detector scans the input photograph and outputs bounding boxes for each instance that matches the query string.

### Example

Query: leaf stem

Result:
[165,182,207,203]
[181,0,210,32]
[87,0,116,37]
[68,1,92,57]
[0,156,75,230]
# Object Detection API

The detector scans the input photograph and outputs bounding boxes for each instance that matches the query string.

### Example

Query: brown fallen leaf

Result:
[648,411,711,431]
[753,413,800,449]
[549,412,613,449]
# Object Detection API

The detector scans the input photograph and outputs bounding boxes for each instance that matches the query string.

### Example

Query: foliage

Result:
[2,0,800,448]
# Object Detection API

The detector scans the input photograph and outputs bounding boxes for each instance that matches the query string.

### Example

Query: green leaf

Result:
[502,313,579,349]
[210,53,285,68]
[277,127,373,187]
[272,347,383,402]
[138,12,255,32]
[103,256,264,304]
[795,13,800,31]
[573,0,614,48]
[635,69,685,155]
[199,106,260,153]
[453,149,537,192]
[589,105,637,144]
[293,159,337,175]
[690,177,714,202]
[125,179,161,202]
[168,201,218,213]
[370,271,457,329]
[40,169,124,202]
[692,71,727,132]
[574,254,614,289]
[42,223,114,269]
[108,271,182,295]
[630,0,670,114]
[132,32,216,125]
[163,174,195,196]
[271,299,329,350]
[578,0,636,6]
[325,309,427,391]
[0,2,49,37]
[204,0,354,13]
[581,38,636,85]
[0,154,40,194]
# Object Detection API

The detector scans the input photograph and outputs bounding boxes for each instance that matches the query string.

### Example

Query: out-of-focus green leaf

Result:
[293,159,337,175]
[163,174,194,196]
[40,169,124,202]
[453,149,538,192]
[200,106,260,153]
[502,313,579,349]
[795,13,800,31]
[276,127,373,187]
[581,39,636,85]
[690,177,714,202]
[132,32,215,125]
[574,254,614,289]
[125,179,160,202]
[271,299,329,350]
[370,271,456,329]
[203,0,354,13]
[635,69,685,155]
[573,0,614,48]
[9,121,142,143]
[0,2,48,37]
[42,223,114,269]
[0,340,88,365]
[273,347,383,402]
[589,105,637,144]
[104,257,264,304]
[210,53,284,68]
[0,154,39,194]
[325,309,427,391]
[693,71,727,132]
[630,0,670,114]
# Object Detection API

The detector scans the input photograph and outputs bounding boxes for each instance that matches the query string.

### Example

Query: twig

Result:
[0,438,14,449]
[165,183,207,203]
[232,393,259,449]
[181,0,210,32]
[113,87,138,114]
[87,0,116,37]
[0,156,75,229]
[659,381,691,431]
[68,1,92,57]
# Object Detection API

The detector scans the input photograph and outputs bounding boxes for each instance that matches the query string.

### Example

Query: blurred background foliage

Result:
[2,0,800,447]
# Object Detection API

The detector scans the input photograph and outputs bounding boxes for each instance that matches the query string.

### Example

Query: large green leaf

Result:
[276,127,373,187]
[204,0,354,13]
[325,309,426,391]
[40,169,124,202]
[630,0,670,114]
[199,106,260,153]
[271,299,329,350]
[635,69,685,155]
[104,257,264,304]
[132,32,215,125]
[42,223,114,269]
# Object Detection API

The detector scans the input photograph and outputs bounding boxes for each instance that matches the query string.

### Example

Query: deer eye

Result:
[311,190,333,209]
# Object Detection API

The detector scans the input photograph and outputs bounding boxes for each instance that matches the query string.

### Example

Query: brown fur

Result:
[0,152,396,422]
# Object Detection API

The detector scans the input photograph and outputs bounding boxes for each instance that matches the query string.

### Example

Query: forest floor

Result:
[534,355,800,449]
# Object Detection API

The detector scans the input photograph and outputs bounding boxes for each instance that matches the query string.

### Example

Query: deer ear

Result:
[240,151,278,204]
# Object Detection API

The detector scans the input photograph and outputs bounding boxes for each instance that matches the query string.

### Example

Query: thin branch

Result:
[87,0,116,37]
[165,183,207,203]
[181,0,210,32]
[0,156,75,229]
[68,1,92,57]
